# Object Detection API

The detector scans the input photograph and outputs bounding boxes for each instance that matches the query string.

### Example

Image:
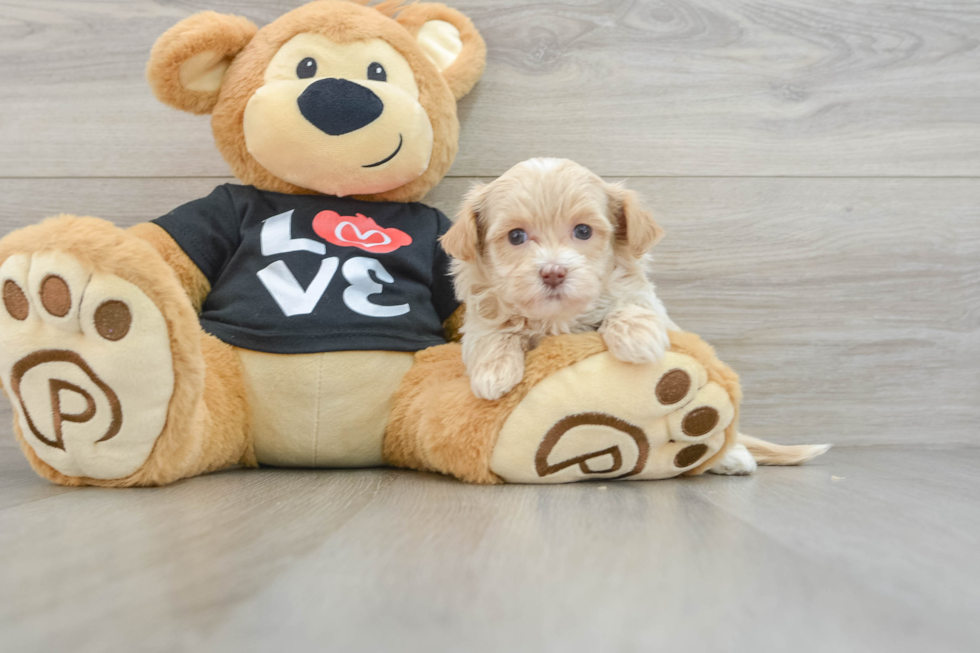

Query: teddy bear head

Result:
[147,0,485,202]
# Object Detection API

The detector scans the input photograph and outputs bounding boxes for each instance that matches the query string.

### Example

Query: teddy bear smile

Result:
[362,133,403,168]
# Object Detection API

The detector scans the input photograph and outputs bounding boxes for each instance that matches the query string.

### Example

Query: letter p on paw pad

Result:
[0,251,176,480]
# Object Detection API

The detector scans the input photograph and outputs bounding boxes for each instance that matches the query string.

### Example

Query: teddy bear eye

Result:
[367,62,387,82]
[508,229,528,246]
[573,224,593,240]
[297,57,317,79]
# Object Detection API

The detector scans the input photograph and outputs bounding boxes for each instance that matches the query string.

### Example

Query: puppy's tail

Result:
[737,432,831,466]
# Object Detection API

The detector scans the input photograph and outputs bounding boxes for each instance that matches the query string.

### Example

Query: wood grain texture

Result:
[1,0,979,177]
[0,446,978,652]
[1,176,976,445]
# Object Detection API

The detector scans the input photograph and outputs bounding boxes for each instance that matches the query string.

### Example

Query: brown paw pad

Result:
[40,274,71,317]
[3,280,29,321]
[674,443,708,468]
[682,407,719,437]
[94,300,132,341]
[656,369,691,405]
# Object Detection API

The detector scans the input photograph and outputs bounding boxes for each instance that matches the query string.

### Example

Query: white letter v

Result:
[256,258,339,317]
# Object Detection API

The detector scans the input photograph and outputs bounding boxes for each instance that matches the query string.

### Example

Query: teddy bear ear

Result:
[147,11,257,115]
[392,3,487,100]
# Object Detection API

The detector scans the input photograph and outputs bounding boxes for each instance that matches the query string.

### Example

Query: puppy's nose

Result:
[297,78,384,136]
[540,265,567,288]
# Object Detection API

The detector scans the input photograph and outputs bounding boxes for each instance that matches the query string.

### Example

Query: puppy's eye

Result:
[297,57,317,79]
[367,62,387,82]
[573,224,593,240]
[508,229,528,245]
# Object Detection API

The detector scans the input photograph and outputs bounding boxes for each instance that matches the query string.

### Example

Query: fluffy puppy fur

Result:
[441,158,674,400]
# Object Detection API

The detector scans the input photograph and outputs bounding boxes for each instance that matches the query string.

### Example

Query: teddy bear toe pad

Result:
[0,251,174,480]
[489,351,734,483]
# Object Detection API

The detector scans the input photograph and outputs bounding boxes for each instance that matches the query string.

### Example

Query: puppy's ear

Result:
[393,3,487,100]
[607,183,664,257]
[441,184,486,261]
[147,11,257,115]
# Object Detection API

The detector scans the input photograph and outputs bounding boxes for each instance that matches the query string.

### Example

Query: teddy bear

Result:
[0,0,818,488]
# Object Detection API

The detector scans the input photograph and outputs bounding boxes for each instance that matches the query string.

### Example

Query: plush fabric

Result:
[0,217,252,487]
[384,331,741,484]
[147,11,258,115]
[239,349,415,467]
[391,1,486,100]
[129,223,211,312]
[0,251,175,480]
[178,0,488,202]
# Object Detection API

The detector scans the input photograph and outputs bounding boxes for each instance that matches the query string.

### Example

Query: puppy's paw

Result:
[600,307,670,365]
[469,352,526,400]
[707,443,758,476]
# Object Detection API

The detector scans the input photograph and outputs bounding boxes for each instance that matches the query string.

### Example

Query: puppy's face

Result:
[443,158,663,321]
[478,161,615,319]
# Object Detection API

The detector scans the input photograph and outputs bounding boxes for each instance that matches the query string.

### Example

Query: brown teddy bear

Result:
[0,0,821,487]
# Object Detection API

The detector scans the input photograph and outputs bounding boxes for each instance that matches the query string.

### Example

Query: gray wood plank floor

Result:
[1,1,978,651]
[1,442,978,653]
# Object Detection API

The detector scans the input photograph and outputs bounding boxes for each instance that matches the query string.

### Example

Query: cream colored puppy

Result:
[441,157,673,402]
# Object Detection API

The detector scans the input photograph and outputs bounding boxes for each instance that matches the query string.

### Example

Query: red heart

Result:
[312,211,412,254]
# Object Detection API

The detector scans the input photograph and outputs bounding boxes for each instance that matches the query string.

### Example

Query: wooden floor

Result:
[2,442,979,653]
[1,1,979,651]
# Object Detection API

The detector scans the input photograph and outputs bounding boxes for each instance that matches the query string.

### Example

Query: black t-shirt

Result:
[153,184,458,354]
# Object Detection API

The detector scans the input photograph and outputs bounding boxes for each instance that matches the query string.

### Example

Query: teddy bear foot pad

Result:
[0,250,175,480]
[490,351,734,483]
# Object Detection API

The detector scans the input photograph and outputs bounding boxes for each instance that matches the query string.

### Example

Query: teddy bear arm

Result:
[129,222,211,312]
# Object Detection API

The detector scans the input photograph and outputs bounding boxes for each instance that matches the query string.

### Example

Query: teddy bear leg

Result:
[385,331,741,484]
[0,216,253,487]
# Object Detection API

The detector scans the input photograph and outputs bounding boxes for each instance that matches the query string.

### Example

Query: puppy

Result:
[440,158,835,476]
[441,157,674,401]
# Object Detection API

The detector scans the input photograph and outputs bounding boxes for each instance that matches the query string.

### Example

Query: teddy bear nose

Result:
[297,78,384,136]
[540,265,568,289]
